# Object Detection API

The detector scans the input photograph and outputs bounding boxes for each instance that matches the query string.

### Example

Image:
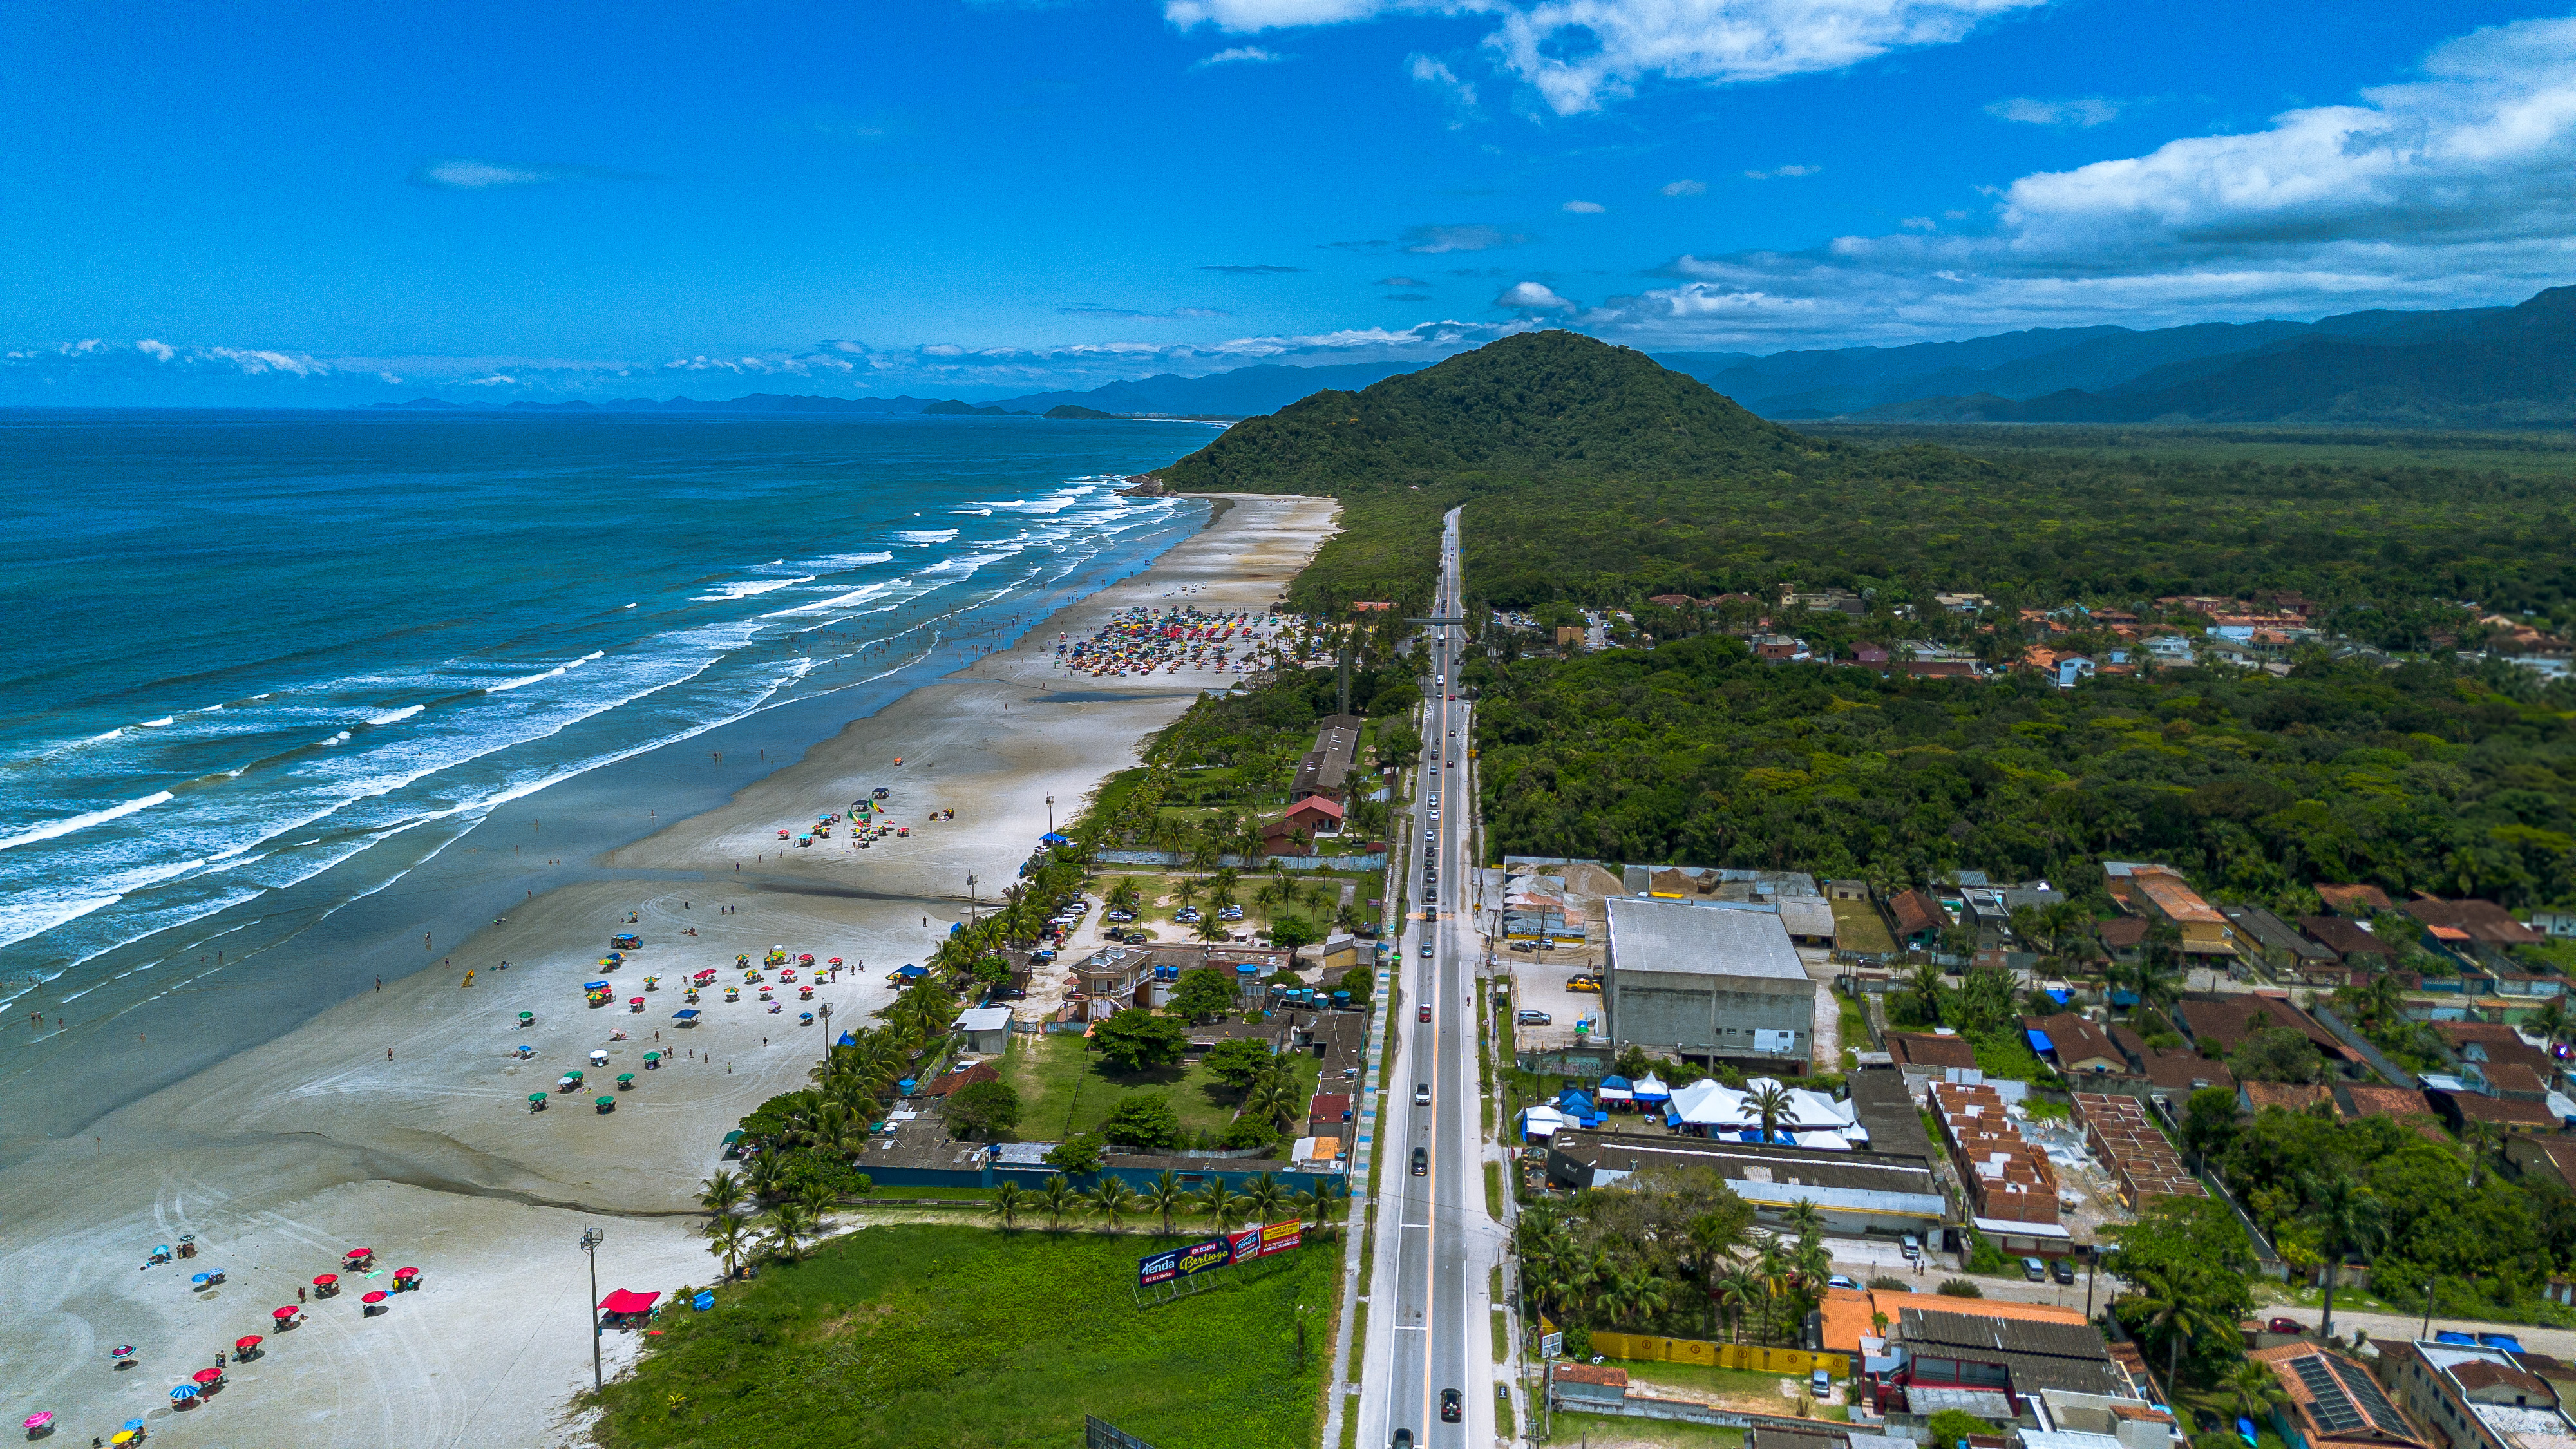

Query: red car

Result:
[2268,1317,2306,1336]
[1418,1004,1432,1022]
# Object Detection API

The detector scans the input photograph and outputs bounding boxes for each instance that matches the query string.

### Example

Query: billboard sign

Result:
[1175,1236,1233,1280]
[1227,1226,1262,1265]
[1258,1220,1302,1256]
[1137,1247,1180,1289]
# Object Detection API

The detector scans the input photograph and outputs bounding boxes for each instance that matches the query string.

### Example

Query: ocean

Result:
[0,408,1214,1143]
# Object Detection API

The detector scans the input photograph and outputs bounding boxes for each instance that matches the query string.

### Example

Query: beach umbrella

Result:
[616,1072,634,1086]
[362,1290,389,1305]
[643,1051,659,1063]
[111,1435,136,1447]
[122,1422,144,1434]
[23,1412,51,1430]
[111,1345,135,1359]
[595,1095,616,1108]
[312,1273,337,1287]
[234,1335,261,1352]
[191,1369,223,1386]
[628,996,643,1006]
[190,1272,212,1285]
[272,1307,298,1321]
[393,1267,419,1282]
[345,1247,372,1260]
[169,1385,197,1402]
[528,1092,547,1105]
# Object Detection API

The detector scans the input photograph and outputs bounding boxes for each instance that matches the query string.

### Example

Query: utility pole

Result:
[967,873,979,925]
[1045,795,1056,835]
[580,1226,605,1392]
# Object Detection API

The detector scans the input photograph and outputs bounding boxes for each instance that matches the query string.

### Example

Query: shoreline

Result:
[0,491,1338,1449]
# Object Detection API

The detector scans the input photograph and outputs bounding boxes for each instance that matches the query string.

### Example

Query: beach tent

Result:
[1632,1072,1671,1103]
[1519,1104,1572,1141]
[598,1289,661,1314]
[1595,1075,1634,1104]
[672,1009,701,1024]
[895,964,929,979]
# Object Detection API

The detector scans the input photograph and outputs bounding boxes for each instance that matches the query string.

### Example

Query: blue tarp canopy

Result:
[837,1030,858,1046]
[1558,1089,1594,1114]
[2435,1331,2478,1345]
[896,964,929,978]
[582,980,611,990]
[1040,831,1072,844]
[672,1009,701,1020]
[2046,988,2072,1005]
[2025,1028,2055,1054]
[2109,989,2140,1007]
[1598,1075,1631,1091]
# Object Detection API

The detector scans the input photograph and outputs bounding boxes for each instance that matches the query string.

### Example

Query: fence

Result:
[1093,849,1387,873]
[1589,1332,1848,1378]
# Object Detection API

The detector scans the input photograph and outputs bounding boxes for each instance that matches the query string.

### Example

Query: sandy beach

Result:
[0,492,1336,1449]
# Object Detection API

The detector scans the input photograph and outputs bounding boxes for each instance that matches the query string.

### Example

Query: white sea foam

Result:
[691,576,815,601]
[895,528,959,543]
[799,551,895,571]
[765,582,897,618]
[952,508,993,516]
[0,791,175,853]
[482,650,606,693]
[140,717,175,727]
[366,705,425,725]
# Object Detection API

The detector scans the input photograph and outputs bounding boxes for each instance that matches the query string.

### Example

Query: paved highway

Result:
[1360,507,1499,1449]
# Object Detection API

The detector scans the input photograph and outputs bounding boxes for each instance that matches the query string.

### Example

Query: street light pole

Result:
[1046,795,1056,835]
[580,1226,605,1392]
[967,873,979,925]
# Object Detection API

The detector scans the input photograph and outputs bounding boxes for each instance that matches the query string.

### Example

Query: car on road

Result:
[2022,1257,2047,1282]
[1509,942,1535,953]
[1410,1147,1427,1176]
[1419,1003,1432,1022]
[2050,1258,2076,1285]
[1414,1083,1430,1104]
[2267,1317,2306,1336]
[1516,1009,1552,1025]
[1392,1432,1414,1449]
[1566,974,1601,993]
[1420,942,1433,958]
[1441,1389,1462,1423]
[1423,887,1436,905]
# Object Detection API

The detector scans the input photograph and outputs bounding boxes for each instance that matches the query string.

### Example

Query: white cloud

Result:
[1170,0,2045,115]
[1987,95,2124,127]
[1575,15,2576,348]
[1401,222,1533,254]
[1495,281,1577,310]
[1193,44,1291,68]
[1562,199,1606,213]
[1900,216,1936,230]
[409,158,646,190]
[462,374,521,387]
[1661,178,1708,197]
[1375,275,1429,286]
[1408,53,1479,115]
[1743,164,1821,180]
[1056,305,1236,319]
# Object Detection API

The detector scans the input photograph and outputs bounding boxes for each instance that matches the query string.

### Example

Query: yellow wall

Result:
[1589,1332,1850,1378]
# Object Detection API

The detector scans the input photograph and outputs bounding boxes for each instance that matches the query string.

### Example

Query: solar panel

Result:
[2294,1357,2367,1434]
[2333,1359,2404,1430]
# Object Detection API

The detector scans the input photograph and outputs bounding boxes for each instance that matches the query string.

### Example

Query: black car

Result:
[1441,1389,1462,1423]
[1410,1146,1427,1175]
[2050,1258,2076,1285]
[1392,1432,1414,1449]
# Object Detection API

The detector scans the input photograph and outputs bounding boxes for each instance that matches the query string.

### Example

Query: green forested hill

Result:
[1154,330,1838,495]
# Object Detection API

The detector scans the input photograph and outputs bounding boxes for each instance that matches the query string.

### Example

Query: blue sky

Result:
[5,0,2572,401]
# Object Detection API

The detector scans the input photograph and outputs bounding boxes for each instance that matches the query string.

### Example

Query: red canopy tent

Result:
[596,1289,660,1315]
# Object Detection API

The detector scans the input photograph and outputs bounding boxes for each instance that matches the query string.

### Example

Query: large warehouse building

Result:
[1604,895,1816,1072]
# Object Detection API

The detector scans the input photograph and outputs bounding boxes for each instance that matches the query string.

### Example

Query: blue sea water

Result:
[0,409,1211,1137]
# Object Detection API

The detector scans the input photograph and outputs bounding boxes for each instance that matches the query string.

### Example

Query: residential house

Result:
[2383,1340,2576,1449]
[1886,1030,1983,1075]
[2430,1023,2555,1079]
[2175,992,2351,1067]
[2504,1136,2576,1192]
[951,1006,1014,1055]
[2224,904,2342,979]
[1869,1307,2137,1418]
[1280,793,1345,838]
[2530,911,2576,940]
[2319,884,2397,918]
[1888,889,1950,951]
[1752,634,1812,662]
[2298,916,2401,974]
[1552,1362,1631,1408]
[2023,1013,2128,1077]
[2104,863,2240,963]
[2098,916,2151,966]
[1288,713,1363,807]
[919,1061,1000,1098]
[1257,817,1316,857]
[2111,1024,2239,1099]
[2423,1084,2564,1138]
[2248,1343,2432,1449]
[2404,896,2550,967]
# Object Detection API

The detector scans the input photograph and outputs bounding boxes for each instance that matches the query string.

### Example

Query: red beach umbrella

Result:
[312,1273,337,1287]
[191,1368,223,1385]
[272,1307,298,1321]
[393,1267,419,1280]
[234,1335,262,1352]
[362,1290,389,1304]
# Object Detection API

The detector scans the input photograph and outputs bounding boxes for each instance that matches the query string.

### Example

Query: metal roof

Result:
[1607,896,1806,981]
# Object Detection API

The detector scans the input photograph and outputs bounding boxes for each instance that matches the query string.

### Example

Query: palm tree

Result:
[1291,1186,1331,1232]
[1739,1082,1797,1142]
[2302,1173,2385,1345]
[797,1180,840,1233]
[743,1149,786,1204]
[1141,1170,1191,1236]
[704,1215,751,1280]
[1196,1180,1247,1232]
[2130,1267,2235,1393]
[762,1203,815,1264]
[1783,1198,1825,1240]
[1037,1175,1081,1231]
[2229,1359,2292,1426]
[1171,874,1201,911]
[1244,1071,1303,1133]
[1084,1177,1135,1233]
[990,1181,1029,1230]
[698,1170,746,1218]
[2528,997,2573,1052]
[1241,1171,1290,1225]
[1193,913,1231,946]
[1712,1266,1758,1343]
[1904,962,1945,1025]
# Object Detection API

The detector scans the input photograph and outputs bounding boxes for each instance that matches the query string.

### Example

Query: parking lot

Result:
[1499,938,1606,1052]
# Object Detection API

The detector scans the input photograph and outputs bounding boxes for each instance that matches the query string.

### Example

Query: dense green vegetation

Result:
[596,1225,1334,1449]
[1470,637,2576,913]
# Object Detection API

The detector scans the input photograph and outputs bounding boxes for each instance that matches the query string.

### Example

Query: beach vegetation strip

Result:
[596,1224,1334,1449]
[1008,1027,1323,1143]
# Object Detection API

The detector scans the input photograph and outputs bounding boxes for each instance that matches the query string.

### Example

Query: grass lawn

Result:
[1540,1410,1746,1448]
[1828,900,1894,955]
[596,1225,1335,1449]
[1611,1359,1837,1414]
[1007,1028,1321,1142]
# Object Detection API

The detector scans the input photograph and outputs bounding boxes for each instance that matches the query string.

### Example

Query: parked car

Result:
[1899,1232,1922,1261]
[2268,1317,2306,1336]
[1103,909,1135,922]
[2022,1257,2047,1282]
[1516,1009,1553,1026]
[1826,1274,1858,1289]
[2050,1258,2076,1285]
[1175,907,1202,922]
[1566,975,1601,993]
[1510,942,1535,953]
[1217,905,1244,921]
[1811,1368,1835,1399]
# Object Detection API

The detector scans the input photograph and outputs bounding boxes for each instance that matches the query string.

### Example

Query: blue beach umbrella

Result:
[170,1385,198,1401]
[190,1272,211,1285]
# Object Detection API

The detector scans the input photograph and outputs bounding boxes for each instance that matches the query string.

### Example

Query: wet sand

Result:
[0,493,1336,1449]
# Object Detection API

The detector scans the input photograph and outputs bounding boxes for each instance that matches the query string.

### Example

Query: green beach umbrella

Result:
[616,1072,635,1086]
[643,1051,660,1062]
[527,1093,545,1104]
[595,1095,616,1108]
[517,1011,533,1021]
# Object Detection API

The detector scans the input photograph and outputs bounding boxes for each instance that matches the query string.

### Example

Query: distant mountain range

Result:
[1652,286,2575,425]
[362,286,2576,429]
